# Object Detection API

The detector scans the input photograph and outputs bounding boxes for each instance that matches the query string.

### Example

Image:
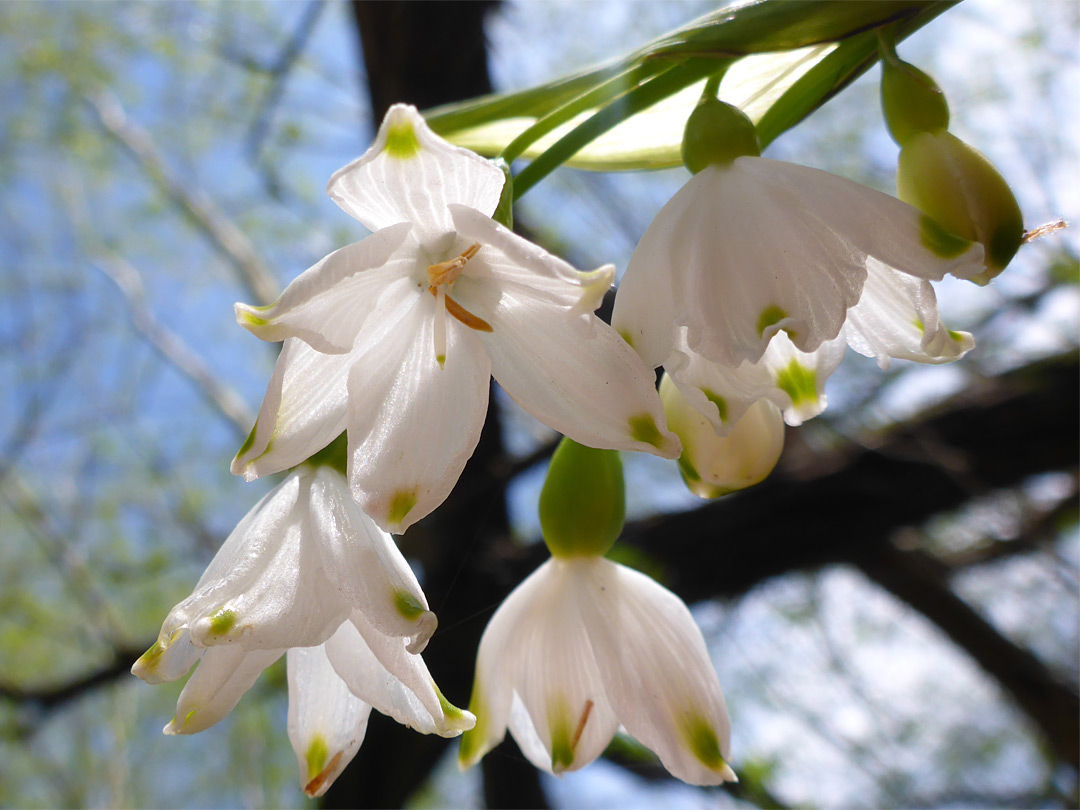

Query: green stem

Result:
[513,58,726,199]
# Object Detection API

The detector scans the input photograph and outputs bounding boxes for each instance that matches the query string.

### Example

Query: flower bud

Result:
[897,130,1023,283]
[661,375,784,498]
[539,437,625,558]
[880,58,949,146]
[681,95,760,174]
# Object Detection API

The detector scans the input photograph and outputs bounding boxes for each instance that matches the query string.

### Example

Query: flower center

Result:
[426,242,492,366]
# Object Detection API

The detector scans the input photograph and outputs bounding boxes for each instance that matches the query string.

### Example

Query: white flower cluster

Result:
[134,100,993,797]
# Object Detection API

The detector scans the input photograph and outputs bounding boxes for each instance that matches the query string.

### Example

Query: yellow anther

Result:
[427,242,482,287]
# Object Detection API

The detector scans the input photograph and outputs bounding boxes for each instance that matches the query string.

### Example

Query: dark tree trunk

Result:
[324,3,549,808]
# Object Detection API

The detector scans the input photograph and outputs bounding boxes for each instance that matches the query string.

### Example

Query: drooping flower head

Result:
[132,465,473,796]
[613,95,982,436]
[459,439,735,785]
[232,105,678,533]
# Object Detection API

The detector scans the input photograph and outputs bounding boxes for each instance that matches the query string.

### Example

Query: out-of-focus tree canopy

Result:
[0,2,1076,808]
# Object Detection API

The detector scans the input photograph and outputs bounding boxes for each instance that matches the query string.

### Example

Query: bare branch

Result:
[94,251,253,437]
[85,91,280,306]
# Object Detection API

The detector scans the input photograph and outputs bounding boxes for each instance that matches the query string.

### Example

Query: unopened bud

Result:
[880,58,949,146]
[661,375,784,498]
[898,130,1023,283]
[681,95,760,174]
[539,437,625,558]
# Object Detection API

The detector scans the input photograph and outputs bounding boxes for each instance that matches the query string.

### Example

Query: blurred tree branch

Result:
[85,91,280,306]
[93,251,253,436]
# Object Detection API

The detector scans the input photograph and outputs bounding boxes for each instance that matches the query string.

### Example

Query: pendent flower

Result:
[132,464,473,795]
[459,439,734,785]
[232,104,678,533]
[612,95,985,374]
[459,556,735,785]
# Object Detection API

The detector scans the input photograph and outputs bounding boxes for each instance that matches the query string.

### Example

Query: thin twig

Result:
[85,91,280,306]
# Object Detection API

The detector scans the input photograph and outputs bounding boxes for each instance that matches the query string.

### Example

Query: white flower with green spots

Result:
[131,464,473,796]
[459,556,736,786]
[232,104,679,533]
[613,153,982,434]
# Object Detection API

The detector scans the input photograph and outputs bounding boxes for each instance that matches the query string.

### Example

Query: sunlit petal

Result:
[309,466,436,651]
[287,643,372,798]
[164,646,283,736]
[235,224,413,352]
[579,560,735,786]
[344,283,491,533]
[327,104,505,247]
[232,338,352,481]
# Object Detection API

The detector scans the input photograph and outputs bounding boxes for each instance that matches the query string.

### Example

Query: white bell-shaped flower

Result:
[233,104,678,533]
[132,465,472,751]
[661,374,785,498]
[459,556,735,786]
[612,155,984,373]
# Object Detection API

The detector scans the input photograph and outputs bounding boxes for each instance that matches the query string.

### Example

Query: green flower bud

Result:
[660,375,784,498]
[898,130,1024,283]
[880,57,949,146]
[539,437,625,558]
[681,95,760,174]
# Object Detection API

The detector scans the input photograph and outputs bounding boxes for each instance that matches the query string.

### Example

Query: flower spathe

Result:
[459,556,735,786]
[233,104,679,533]
[612,155,986,373]
[131,464,474,792]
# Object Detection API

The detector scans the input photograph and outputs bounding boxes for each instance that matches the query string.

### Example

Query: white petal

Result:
[756,332,847,426]
[164,646,282,735]
[669,330,845,432]
[611,211,682,370]
[345,282,491,533]
[327,104,505,248]
[235,223,413,352]
[844,259,974,368]
[325,611,474,737]
[579,560,735,786]
[448,204,615,313]
[459,559,618,774]
[678,162,865,365]
[131,627,201,685]
[165,471,346,651]
[309,466,437,652]
[510,561,619,774]
[661,375,785,498]
[474,288,679,458]
[287,643,372,798]
[747,158,986,282]
[232,338,352,481]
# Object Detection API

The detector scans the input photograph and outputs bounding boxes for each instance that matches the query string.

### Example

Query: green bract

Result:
[898,130,1024,283]
[682,95,761,173]
[880,57,949,145]
[539,437,625,558]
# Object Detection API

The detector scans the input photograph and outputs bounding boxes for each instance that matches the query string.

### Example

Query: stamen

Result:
[570,699,594,752]
[427,242,482,287]
[445,295,493,331]
[424,242,491,338]
[433,285,447,366]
